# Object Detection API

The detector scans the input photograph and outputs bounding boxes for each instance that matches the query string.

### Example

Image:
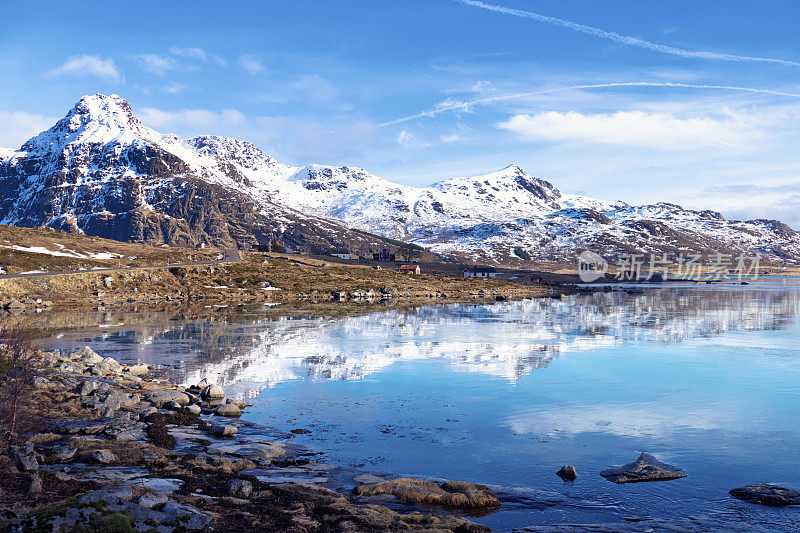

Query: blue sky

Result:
[2,0,800,224]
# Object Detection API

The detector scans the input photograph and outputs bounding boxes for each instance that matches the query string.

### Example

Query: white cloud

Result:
[498,110,757,150]
[169,46,207,60]
[165,83,189,94]
[472,80,492,92]
[138,108,246,130]
[238,55,264,74]
[134,54,174,75]
[45,55,120,80]
[0,111,59,149]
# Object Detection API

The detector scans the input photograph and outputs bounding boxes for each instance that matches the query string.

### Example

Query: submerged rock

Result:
[729,484,800,506]
[353,477,501,509]
[556,465,578,482]
[600,452,686,484]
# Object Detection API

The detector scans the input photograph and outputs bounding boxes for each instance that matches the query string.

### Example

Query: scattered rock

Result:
[145,389,190,408]
[71,346,103,365]
[600,452,686,484]
[27,474,43,495]
[138,490,169,509]
[214,403,241,418]
[77,379,99,396]
[729,484,800,506]
[127,363,149,376]
[226,397,248,408]
[9,445,38,472]
[353,478,501,509]
[200,383,225,400]
[228,479,253,498]
[185,404,202,415]
[45,446,77,464]
[162,501,213,531]
[78,484,133,505]
[212,424,238,437]
[33,376,51,389]
[83,449,117,464]
[54,471,75,482]
[556,465,578,481]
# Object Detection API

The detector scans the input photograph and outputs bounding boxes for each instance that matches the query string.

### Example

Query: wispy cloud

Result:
[169,47,207,61]
[379,82,800,126]
[169,46,227,66]
[138,107,246,129]
[134,54,174,75]
[238,55,264,74]
[165,83,189,94]
[44,55,120,80]
[498,110,756,150]
[456,0,800,67]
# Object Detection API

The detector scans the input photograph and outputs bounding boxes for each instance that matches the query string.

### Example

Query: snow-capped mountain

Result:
[0,94,402,253]
[1,93,799,263]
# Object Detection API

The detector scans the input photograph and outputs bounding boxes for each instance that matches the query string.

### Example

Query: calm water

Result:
[41,280,800,531]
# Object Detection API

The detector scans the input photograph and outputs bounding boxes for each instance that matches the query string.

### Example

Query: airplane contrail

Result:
[456,0,800,67]
[378,82,800,127]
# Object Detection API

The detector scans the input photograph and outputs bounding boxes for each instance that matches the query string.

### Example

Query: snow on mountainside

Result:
[1,93,799,263]
[0,94,411,254]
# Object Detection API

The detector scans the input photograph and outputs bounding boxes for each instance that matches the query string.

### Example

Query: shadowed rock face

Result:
[729,484,800,506]
[600,453,686,484]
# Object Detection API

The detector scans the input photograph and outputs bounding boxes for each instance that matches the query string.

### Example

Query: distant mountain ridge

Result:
[1,93,798,264]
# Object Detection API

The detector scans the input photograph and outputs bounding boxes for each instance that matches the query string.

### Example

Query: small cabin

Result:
[463,266,497,278]
[328,248,351,259]
[373,248,396,262]
[399,264,420,275]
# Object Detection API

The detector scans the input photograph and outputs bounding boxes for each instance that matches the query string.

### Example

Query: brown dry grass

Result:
[0,224,220,275]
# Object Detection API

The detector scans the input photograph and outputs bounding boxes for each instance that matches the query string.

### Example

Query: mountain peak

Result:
[21,93,155,153]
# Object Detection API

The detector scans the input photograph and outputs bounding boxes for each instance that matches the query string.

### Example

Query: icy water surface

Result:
[41,280,800,531]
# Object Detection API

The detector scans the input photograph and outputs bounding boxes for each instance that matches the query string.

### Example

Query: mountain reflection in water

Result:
[42,282,800,399]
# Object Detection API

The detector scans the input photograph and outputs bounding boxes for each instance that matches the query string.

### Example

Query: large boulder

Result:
[144,389,191,408]
[729,484,800,506]
[71,346,103,365]
[127,363,149,376]
[200,384,225,400]
[600,452,686,484]
[353,478,500,509]
[9,445,38,472]
[214,403,241,418]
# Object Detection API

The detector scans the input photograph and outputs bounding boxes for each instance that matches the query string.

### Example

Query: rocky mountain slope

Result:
[2,93,799,264]
[0,94,409,255]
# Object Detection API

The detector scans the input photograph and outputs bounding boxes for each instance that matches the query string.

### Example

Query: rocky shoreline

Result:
[0,346,499,532]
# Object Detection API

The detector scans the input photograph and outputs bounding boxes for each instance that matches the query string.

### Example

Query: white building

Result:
[463,266,497,278]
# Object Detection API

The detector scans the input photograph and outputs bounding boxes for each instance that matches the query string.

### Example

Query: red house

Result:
[399,265,421,275]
